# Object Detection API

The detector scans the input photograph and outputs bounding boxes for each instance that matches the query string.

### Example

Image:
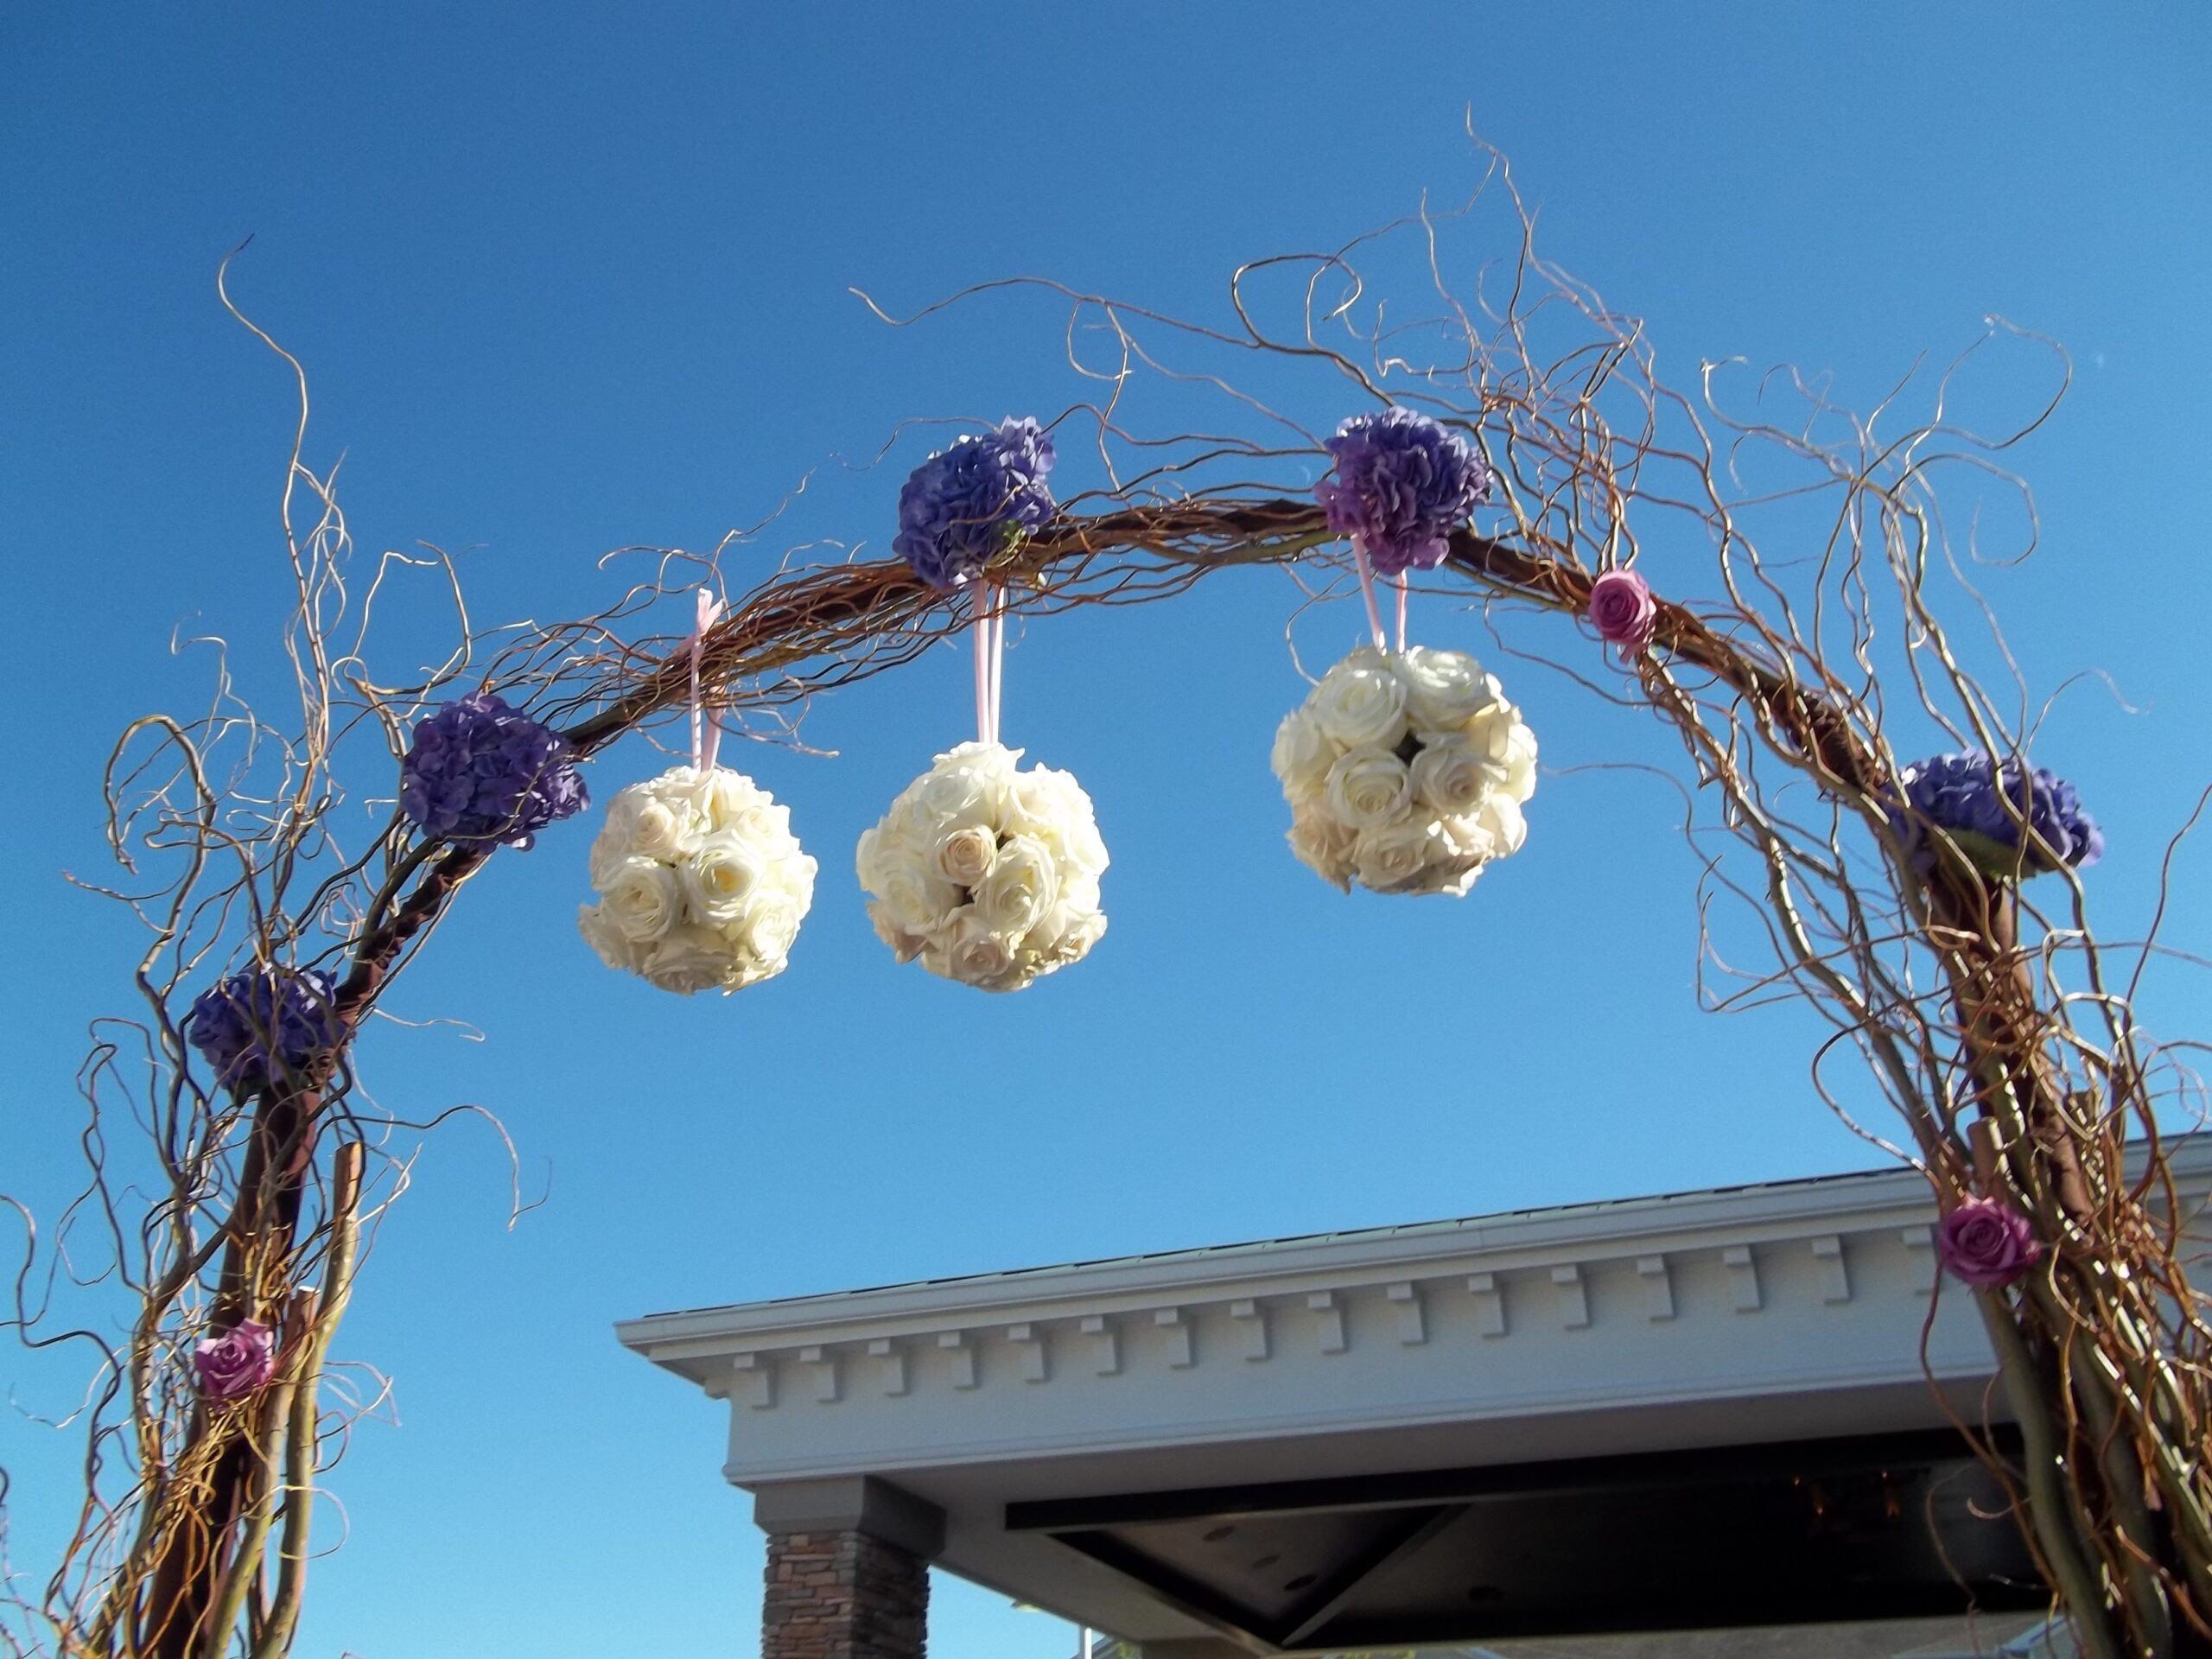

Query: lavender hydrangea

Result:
[1890,752,2103,880]
[400,692,587,849]
[185,968,341,1092]
[1315,408,1491,577]
[891,418,1058,594]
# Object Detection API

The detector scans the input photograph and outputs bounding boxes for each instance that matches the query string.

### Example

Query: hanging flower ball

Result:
[577,766,817,995]
[857,741,1108,992]
[1588,569,1657,654]
[1937,1196,2043,1287]
[1274,645,1536,896]
[400,691,588,849]
[185,967,341,1092]
[194,1319,276,1402]
[1889,752,2103,880]
[1314,408,1491,578]
[892,418,1058,594]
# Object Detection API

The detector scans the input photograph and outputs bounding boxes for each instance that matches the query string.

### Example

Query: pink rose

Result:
[1937,1197,2043,1288]
[194,1319,276,1402]
[1588,569,1657,653]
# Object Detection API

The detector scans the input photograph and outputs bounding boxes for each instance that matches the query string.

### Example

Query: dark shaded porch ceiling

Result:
[1007,1429,2043,1654]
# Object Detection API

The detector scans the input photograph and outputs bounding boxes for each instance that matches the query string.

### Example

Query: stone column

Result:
[755,1477,944,1659]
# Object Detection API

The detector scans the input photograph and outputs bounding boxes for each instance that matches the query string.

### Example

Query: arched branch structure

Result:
[5,150,2206,1659]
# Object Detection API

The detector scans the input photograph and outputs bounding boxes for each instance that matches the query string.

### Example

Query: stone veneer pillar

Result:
[755,1476,944,1659]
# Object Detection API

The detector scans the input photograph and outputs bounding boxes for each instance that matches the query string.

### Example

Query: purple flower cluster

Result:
[892,418,1058,594]
[1937,1196,2043,1288]
[186,967,341,1092]
[1315,408,1491,577]
[194,1319,276,1401]
[1891,752,2103,880]
[400,692,587,849]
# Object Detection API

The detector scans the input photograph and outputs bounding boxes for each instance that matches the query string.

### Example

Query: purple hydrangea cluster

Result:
[1891,752,2103,880]
[1315,408,1491,577]
[185,967,341,1092]
[891,418,1058,594]
[400,692,587,849]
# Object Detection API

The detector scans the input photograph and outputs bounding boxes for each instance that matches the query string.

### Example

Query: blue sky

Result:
[3,5,2208,1656]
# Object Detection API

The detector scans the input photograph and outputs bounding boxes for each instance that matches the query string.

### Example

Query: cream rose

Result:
[874,858,960,933]
[1287,809,1358,891]
[1309,653,1409,750]
[974,834,1059,938]
[935,908,1019,989]
[1324,747,1414,830]
[1409,734,1503,817]
[577,902,645,973]
[683,831,764,925]
[911,741,1012,830]
[868,902,925,964]
[1392,646,1499,729]
[935,823,999,888]
[1352,818,1449,893]
[643,923,744,995]
[597,856,683,944]
[1270,709,1336,801]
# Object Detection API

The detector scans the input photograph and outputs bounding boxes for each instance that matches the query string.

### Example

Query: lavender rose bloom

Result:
[1587,569,1657,652]
[185,968,340,1092]
[1889,752,2102,880]
[892,418,1058,594]
[1938,1197,2043,1288]
[1314,408,1491,578]
[400,692,588,849]
[194,1319,276,1402]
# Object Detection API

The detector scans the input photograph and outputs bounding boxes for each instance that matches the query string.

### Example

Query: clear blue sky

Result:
[3,6,2208,1657]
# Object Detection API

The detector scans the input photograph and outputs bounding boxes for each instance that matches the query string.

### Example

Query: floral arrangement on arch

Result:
[1273,645,1536,895]
[578,766,817,995]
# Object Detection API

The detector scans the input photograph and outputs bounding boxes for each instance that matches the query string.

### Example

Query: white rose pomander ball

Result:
[857,741,1109,993]
[578,765,818,994]
[1273,645,1536,897]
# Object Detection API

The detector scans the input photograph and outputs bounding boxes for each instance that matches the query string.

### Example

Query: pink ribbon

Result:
[972,581,1005,746]
[689,587,726,772]
[1351,536,1389,653]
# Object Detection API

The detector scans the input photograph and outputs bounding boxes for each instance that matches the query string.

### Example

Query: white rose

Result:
[1501,721,1538,804]
[1474,793,1529,857]
[855,819,908,888]
[577,902,645,973]
[1308,655,1409,750]
[1392,646,1498,728]
[1033,904,1107,969]
[1004,766,1108,877]
[931,907,1020,990]
[868,902,926,965]
[1353,818,1451,893]
[1409,733,1503,817]
[597,856,683,944]
[610,789,697,869]
[642,923,744,995]
[911,742,1014,830]
[935,823,1000,888]
[1287,809,1357,891]
[974,834,1060,938]
[870,855,961,933]
[1271,709,1336,801]
[743,890,805,969]
[683,831,764,925]
[1324,747,1413,830]
[682,766,769,834]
